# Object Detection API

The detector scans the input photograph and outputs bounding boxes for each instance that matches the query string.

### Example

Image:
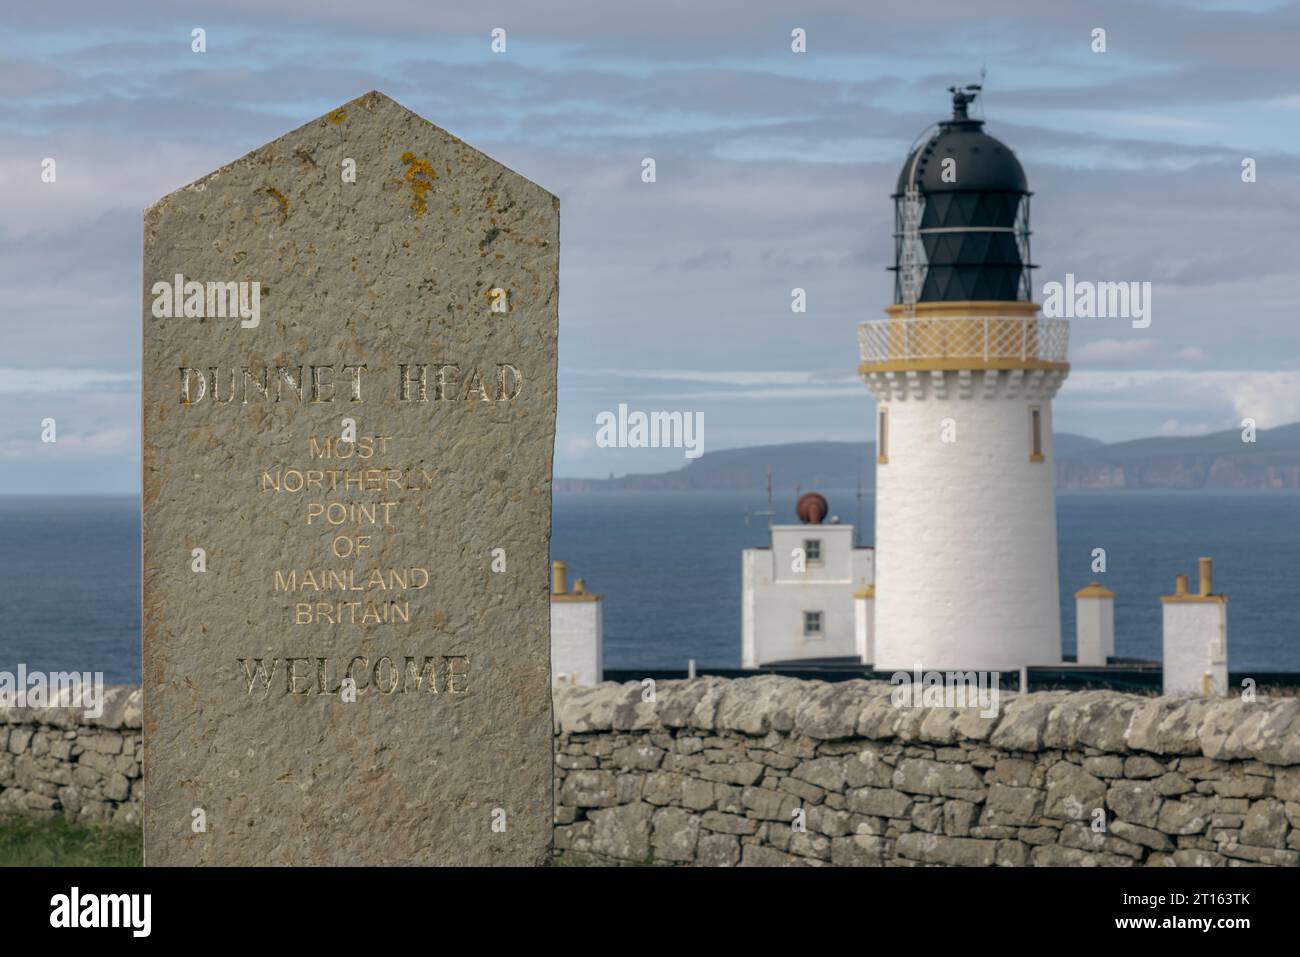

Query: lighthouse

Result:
[860,87,1069,672]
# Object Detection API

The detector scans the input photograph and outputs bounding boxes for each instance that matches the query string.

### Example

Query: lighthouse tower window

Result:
[803,611,824,638]
[803,538,822,564]
[1029,407,1044,462]
[877,407,889,464]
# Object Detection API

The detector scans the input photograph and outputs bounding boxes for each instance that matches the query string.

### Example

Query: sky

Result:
[2,0,1298,492]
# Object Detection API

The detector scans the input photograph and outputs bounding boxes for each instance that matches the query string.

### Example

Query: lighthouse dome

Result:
[891,87,1033,303]
[895,121,1027,196]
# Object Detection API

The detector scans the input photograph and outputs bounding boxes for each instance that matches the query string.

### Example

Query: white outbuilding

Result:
[551,560,603,686]
[742,493,875,667]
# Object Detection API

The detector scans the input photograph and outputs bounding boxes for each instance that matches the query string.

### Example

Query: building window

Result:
[803,539,822,563]
[1029,407,1044,462]
[803,611,823,638]
[877,407,889,464]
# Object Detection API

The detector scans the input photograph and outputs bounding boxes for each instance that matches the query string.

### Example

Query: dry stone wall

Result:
[552,677,1300,867]
[0,687,142,825]
[7,676,1300,870]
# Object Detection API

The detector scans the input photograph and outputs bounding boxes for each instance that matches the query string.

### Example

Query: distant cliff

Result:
[1053,423,1300,490]
[554,424,1300,492]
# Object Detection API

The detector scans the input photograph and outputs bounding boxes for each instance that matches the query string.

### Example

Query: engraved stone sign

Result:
[142,92,558,865]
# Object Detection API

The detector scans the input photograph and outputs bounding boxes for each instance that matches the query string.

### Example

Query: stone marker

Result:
[142,91,558,865]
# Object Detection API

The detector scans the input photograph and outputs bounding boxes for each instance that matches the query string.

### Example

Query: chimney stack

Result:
[1161,557,1228,696]
[854,585,876,665]
[1074,582,1115,666]
[550,560,603,687]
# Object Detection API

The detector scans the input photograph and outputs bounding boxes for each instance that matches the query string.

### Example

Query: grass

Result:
[0,815,143,867]
[0,819,668,867]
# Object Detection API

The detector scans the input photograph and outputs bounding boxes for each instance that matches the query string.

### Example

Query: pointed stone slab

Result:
[142,91,558,865]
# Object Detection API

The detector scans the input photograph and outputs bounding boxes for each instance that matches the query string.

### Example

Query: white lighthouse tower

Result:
[860,87,1070,672]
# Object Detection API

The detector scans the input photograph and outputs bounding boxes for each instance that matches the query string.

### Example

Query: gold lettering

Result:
[496,363,523,401]
[447,656,470,694]
[179,367,207,405]
[403,656,438,693]
[434,364,460,400]
[373,656,399,694]
[343,364,365,401]
[276,366,304,402]
[398,364,427,401]
[242,366,270,403]
[287,657,313,694]
[235,654,468,696]
[237,657,279,694]
[311,365,335,402]
[463,368,490,402]
[346,656,370,692]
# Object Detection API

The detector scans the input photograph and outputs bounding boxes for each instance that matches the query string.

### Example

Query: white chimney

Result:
[1161,557,1228,696]
[854,585,876,665]
[550,560,604,686]
[1075,582,1115,666]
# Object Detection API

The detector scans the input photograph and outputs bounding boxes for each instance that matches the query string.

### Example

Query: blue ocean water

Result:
[556,489,1300,674]
[2,491,1297,683]
[0,496,143,685]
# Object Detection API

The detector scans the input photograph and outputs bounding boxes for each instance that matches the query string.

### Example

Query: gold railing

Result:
[858,317,1069,367]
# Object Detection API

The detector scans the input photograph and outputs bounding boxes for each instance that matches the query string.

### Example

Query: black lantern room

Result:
[891,86,1034,304]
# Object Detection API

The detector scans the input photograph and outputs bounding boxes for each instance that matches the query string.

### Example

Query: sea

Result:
[1,491,1298,685]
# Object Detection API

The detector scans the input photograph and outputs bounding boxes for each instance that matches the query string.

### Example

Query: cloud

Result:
[1052,368,1300,442]
[562,435,595,456]
[1,0,1298,485]
[46,426,135,453]
[1071,338,1158,363]
[648,386,865,401]
[1229,372,1300,428]
[1157,418,1211,436]
[581,369,856,386]
[0,369,137,393]
[1103,113,1216,132]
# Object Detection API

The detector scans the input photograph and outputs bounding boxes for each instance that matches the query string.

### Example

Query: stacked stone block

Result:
[552,677,1300,867]
[0,686,142,825]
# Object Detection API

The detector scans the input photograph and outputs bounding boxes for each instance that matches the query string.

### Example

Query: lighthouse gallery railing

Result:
[858,317,1069,366]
